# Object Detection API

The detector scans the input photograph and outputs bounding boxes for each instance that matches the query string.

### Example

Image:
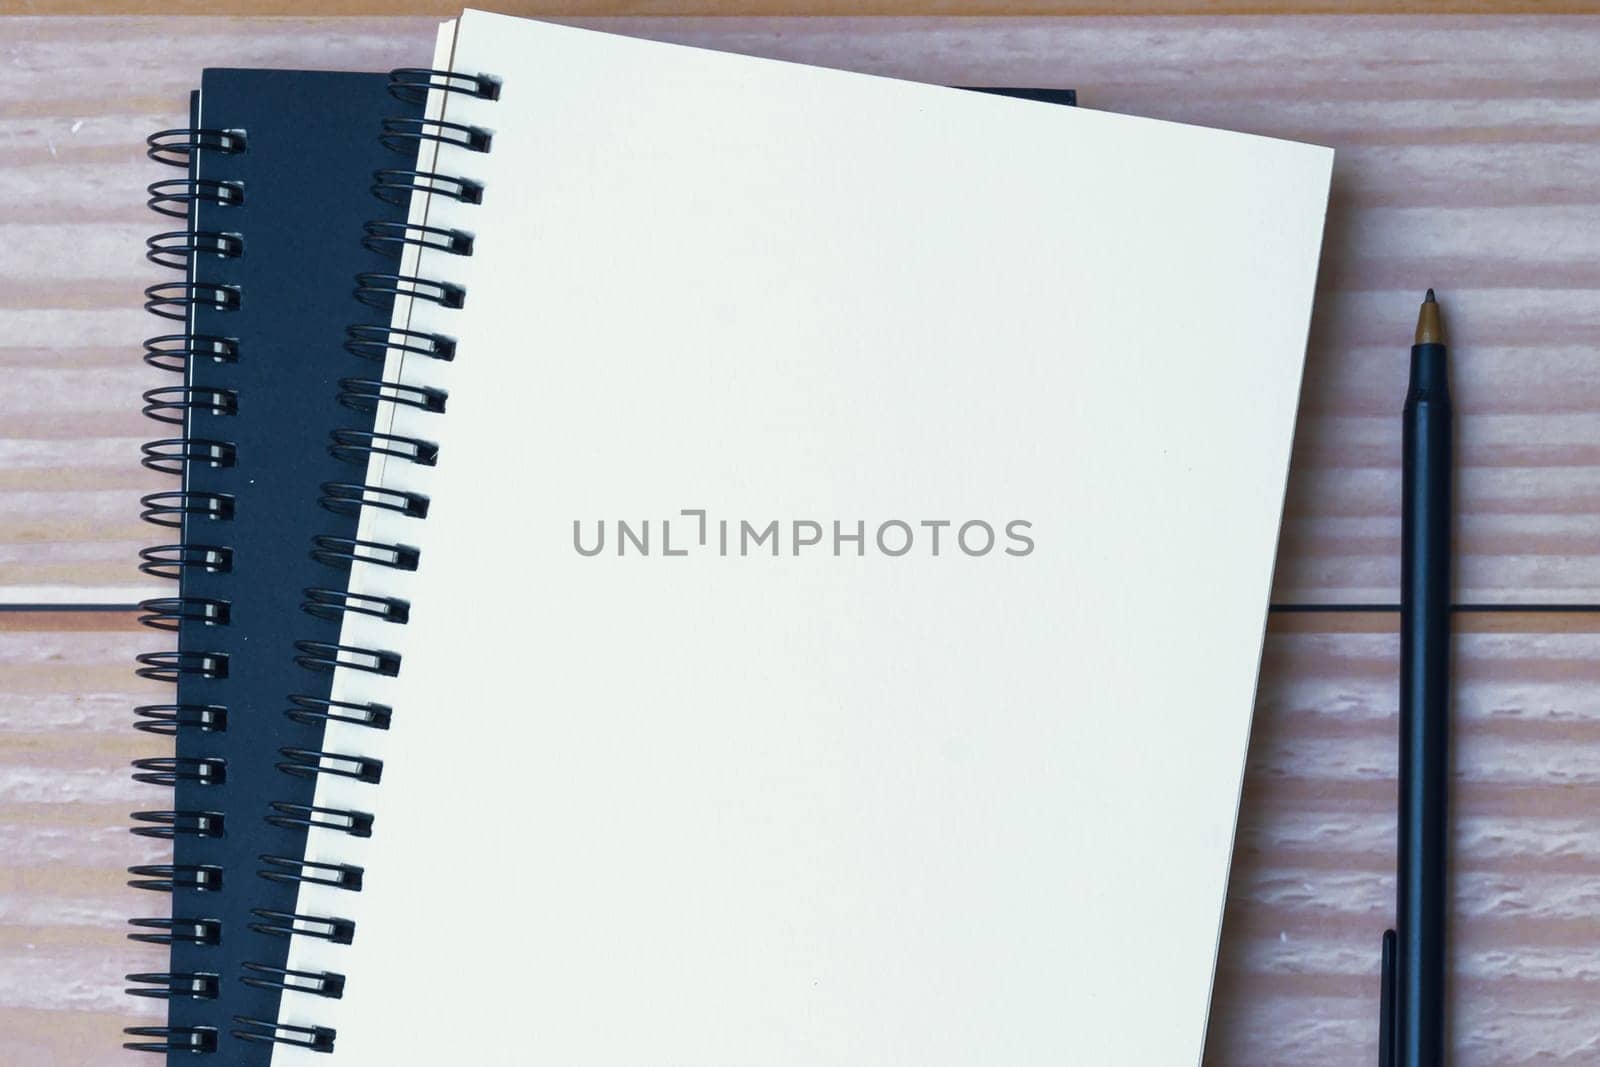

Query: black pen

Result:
[1380,290,1452,1067]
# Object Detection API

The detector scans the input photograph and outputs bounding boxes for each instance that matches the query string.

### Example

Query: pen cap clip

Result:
[1379,929,1397,1067]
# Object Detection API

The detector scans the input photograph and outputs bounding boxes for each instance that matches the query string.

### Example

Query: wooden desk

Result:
[1,14,1596,1065]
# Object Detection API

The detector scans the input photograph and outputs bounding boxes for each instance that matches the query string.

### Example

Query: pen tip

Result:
[1415,289,1444,345]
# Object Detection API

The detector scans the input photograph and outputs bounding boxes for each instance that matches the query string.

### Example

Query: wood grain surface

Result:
[12,1,1600,18]
[4,16,1600,604]
[3,611,1597,1064]
[0,13,1597,1067]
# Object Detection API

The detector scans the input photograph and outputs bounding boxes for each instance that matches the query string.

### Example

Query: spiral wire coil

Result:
[230,67,497,1055]
[126,124,247,1056]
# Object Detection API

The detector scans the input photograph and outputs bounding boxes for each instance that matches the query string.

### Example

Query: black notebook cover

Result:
[130,70,419,1062]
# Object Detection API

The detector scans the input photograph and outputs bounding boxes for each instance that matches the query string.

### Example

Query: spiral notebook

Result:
[266,14,1332,1064]
[127,70,419,1061]
[129,59,1077,1063]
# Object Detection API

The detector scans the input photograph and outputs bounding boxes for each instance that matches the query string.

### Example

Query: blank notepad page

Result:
[275,13,1333,1065]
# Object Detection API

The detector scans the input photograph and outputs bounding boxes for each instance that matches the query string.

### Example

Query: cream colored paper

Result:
[277,13,1331,1064]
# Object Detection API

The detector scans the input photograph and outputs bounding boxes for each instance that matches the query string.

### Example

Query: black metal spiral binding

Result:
[335,376,447,414]
[126,971,220,1000]
[144,333,239,374]
[318,481,430,518]
[138,490,235,528]
[129,125,243,1055]
[328,427,440,466]
[284,694,393,730]
[378,115,493,154]
[138,543,232,579]
[300,588,411,624]
[146,229,244,270]
[247,909,355,945]
[129,917,223,946]
[276,746,384,783]
[237,67,495,1055]
[265,801,375,838]
[141,437,237,475]
[291,641,401,677]
[131,809,226,838]
[123,1026,219,1055]
[352,272,465,310]
[257,855,364,891]
[134,703,228,736]
[142,385,239,424]
[131,757,226,786]
[240,963,347,999]
[128,863,223,893]
[137,596,231,630]
[343,323,455,363]
[147,127,245,166]
[134,650,229,682]
[386,67,501,104]
[309,534,421,572]
[371,168,483,207]
[144,281,241,321]
[232,1018,337,1053]
[360,220,474,258]
[147,178,244,219]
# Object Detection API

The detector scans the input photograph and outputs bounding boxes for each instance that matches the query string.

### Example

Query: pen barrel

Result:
[1398,341,1451,1067]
